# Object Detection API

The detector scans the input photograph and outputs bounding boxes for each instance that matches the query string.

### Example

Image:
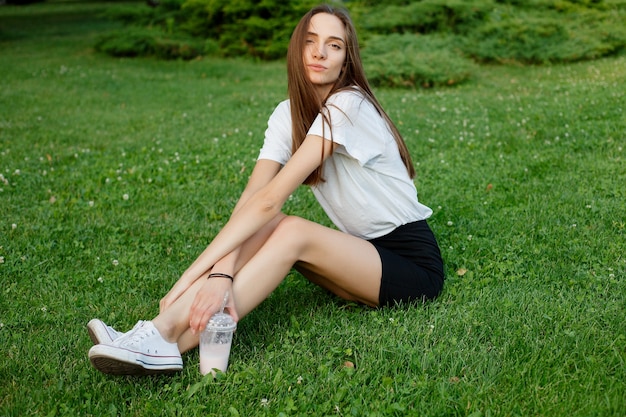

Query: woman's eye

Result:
[329,43,342,50]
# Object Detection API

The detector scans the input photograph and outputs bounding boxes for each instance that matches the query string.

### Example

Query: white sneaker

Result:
[87,319,143,345]
[88,321,183,375]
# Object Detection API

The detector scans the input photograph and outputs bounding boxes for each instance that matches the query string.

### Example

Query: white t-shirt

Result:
[257,89,432,239]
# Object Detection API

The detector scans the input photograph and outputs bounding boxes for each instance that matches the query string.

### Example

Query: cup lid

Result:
[206,312,236,330]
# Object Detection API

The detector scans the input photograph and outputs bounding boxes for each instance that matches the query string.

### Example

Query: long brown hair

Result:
[286,4,416,185]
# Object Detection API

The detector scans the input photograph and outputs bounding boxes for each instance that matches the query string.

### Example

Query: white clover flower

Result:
[260,398,269,407]
[297,376,303,384]
[112,259,119,266]
[0,256,4,264]
[447,221,453,226]
[97,277,104,283]
[12,224,17,230]
[123,194,129,200]
[89,201,94,207]
[41,306,47,313]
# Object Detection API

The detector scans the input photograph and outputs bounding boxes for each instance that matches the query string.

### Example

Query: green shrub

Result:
[4,0,45,4]
[94,28,157,58]
[494,0,618,11]
[94,27,204,60]
[153,37,203,60]
[179,0,319,59]
[463,7,626,63]
[362,33,477,88]
[357,0,494,35]
[351,0,412,6]
[93,0,626,82]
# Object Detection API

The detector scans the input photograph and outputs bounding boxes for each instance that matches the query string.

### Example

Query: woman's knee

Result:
[272,215,307,239]
[266,215,310,253]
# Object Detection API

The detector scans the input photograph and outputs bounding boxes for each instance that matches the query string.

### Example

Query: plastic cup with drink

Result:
[199,292,236,376]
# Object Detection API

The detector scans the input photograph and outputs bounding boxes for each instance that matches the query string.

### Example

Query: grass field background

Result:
[1,1,625,416]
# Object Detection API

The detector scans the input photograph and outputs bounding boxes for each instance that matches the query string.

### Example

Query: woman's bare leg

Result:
[152,215,382,353]
[231,215,381,319]
[151,214,286,351]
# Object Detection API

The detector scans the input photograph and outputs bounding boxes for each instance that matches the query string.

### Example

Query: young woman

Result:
[88,4,444,375]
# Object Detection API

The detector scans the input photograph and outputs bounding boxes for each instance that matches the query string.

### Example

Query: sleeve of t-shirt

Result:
[307,90,386,166]
[257,100,292,165]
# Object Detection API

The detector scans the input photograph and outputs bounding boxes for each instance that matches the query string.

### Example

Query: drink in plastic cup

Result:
[199,312,236,376]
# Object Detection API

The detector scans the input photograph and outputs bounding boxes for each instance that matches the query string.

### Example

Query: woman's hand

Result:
[188,277,239,334]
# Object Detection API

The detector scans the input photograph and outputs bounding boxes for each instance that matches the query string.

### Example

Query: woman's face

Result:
[303,13,347,97]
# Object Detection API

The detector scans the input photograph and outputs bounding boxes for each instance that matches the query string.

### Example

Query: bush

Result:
[357,0,494,35]
[463,7,626,63]
[493,0,616,11]
[362,33,477,88]
[4,0,45,4]
[94,27,204,60]
[179,0,319,59]
[93,0,626,86]
[94,28,157,58]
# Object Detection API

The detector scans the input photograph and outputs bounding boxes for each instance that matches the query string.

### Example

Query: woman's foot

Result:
[88,321,183,375]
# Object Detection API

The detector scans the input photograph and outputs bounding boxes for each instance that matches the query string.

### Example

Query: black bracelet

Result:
[207,272,234,281]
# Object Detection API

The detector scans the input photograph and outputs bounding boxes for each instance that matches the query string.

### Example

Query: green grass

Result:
[1,2,625,416]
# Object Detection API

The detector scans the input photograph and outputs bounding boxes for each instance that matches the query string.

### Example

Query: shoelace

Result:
[116,324,155,348]
[109,320,144,343]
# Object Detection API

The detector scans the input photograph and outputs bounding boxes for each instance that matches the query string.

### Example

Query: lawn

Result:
[1,1,625,416]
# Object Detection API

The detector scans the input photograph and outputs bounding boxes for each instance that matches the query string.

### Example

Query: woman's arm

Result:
[193,135,333,276]
[186,134,335,332]
[159,159,282,312]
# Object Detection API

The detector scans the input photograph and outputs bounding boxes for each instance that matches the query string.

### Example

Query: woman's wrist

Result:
[207,272,234,281]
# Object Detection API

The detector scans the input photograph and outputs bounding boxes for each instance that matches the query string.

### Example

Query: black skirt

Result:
[368,220,445,306]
